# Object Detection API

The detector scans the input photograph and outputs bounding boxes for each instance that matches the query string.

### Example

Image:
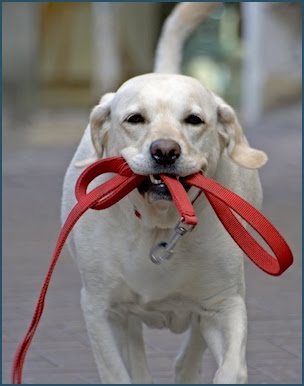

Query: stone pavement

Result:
[2,103,302,384]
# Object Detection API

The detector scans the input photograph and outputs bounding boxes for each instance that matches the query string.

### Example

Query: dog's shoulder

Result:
[61,125,96,220]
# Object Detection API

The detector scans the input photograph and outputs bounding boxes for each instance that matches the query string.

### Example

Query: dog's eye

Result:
[185,114,204,125]
[126,114,145,124]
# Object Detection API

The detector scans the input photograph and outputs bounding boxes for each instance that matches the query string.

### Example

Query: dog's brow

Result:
[183,107,206,121]
[121,106,145,119]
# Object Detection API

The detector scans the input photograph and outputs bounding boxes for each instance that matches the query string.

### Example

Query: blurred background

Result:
[3,2,302,384]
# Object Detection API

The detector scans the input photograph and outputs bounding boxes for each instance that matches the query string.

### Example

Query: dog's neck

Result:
[126,195,181,230]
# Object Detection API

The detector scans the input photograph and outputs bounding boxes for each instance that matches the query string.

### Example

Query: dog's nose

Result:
[150,139,181,165]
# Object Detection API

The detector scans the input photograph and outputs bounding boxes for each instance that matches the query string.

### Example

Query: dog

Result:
[61,3,268,383]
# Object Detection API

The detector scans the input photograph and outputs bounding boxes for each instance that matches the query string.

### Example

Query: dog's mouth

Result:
[137,174,190,201]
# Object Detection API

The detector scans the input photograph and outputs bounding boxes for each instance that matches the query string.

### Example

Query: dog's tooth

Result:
[149,175,162,184]
[150,175,158,184]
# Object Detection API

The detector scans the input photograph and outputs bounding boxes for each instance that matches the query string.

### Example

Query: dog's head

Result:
[89,74,267,227]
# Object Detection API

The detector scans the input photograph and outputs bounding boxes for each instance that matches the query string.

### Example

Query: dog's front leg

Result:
[175,314,207,384]
[200,295,248,384]
[81,288,132,384]
[127,314,153,384]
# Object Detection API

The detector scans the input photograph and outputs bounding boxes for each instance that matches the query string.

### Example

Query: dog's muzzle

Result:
[137,138,190,200]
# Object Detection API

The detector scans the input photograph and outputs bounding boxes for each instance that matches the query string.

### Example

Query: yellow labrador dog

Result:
[62,3,267,384]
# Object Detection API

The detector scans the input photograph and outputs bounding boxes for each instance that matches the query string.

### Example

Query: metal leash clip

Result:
[150,218,195,264]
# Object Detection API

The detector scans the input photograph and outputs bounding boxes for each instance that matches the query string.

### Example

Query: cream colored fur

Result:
[62,2,267,383]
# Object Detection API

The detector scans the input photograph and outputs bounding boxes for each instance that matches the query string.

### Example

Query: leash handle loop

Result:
[75,156,145,210]
[183,173,293,276]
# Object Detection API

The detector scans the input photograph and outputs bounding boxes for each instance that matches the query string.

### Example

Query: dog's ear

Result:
[90,93,115,158]
[215,97,268,169]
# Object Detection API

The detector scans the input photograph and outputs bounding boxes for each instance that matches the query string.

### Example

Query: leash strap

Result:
[12,156,293,383]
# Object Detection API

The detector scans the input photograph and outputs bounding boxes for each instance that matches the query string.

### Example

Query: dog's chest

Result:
[121,237,203,302]
[113,296,193,333]
[118,224,223,302]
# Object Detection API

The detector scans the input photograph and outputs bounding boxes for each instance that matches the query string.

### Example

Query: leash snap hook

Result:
[149,218,195,264]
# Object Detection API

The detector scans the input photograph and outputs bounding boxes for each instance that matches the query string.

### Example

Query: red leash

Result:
[12,156,293,384]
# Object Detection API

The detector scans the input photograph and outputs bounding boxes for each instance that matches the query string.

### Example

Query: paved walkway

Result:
[3,103,302,384]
